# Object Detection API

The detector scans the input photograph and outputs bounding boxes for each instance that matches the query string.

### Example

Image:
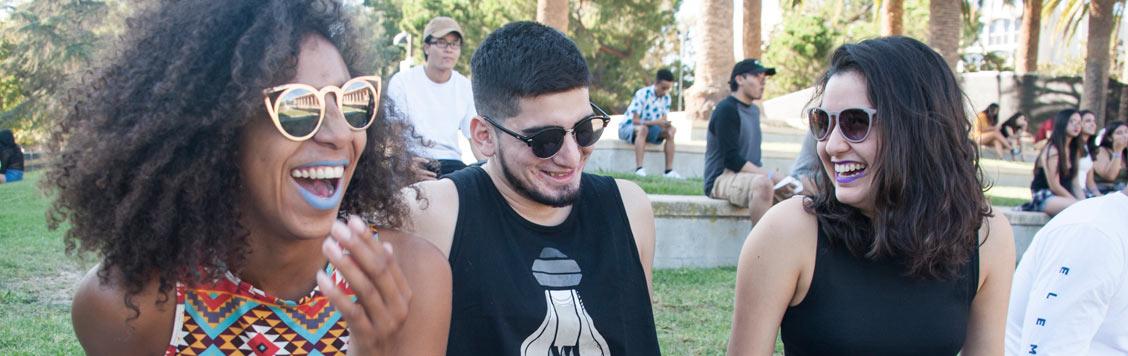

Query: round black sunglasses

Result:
[482,103,611,159]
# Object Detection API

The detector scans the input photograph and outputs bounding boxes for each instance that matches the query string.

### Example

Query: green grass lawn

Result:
[0,172,89,355]
[0,172,761,354]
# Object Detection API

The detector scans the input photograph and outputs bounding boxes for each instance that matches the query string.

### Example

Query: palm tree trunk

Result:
[928,0,961,72]
[743,0,762,59]
[1119,53,1128,121]
[537,0,569,33]
[1016,0,1042,74]
[881,0,904,36]
[1083,0,1116,125]
[685,0,735,122]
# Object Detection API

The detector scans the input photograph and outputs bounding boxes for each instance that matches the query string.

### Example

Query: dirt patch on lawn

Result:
[4,264,89,306]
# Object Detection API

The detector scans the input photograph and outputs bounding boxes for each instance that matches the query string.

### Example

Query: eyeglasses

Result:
[482,103,611,159]
[427,40,462,50]
[807,107,877,143]
[262,76,381,141]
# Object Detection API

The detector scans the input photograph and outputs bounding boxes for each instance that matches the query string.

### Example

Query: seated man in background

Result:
[618,69,682,179]
[703,59,791,224]
[387,16,481,180]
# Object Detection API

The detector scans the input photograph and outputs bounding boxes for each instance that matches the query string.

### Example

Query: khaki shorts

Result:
[710,170,766,208]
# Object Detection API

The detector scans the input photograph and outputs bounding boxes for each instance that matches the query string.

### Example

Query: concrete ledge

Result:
[648,194,1049,269]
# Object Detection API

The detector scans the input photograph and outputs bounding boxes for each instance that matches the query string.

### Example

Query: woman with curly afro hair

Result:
[52,0,451,354]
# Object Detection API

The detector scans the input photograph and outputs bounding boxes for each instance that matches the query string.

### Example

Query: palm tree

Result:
[1015,0,1042,74]
[685,0,734,122]
[536,0,569,33]
[1041,0,1122,124]
[743,0,762,59]
[928,0,962,72]
[881,0,903,36]
[1083,0,1116,125]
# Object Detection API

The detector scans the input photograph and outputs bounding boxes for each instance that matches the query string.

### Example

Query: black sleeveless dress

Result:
[443,167,660,356]
[779,222,979,355]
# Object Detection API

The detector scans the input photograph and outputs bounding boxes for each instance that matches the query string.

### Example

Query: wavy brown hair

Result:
[44,0,416,312]
[806,37,993,280]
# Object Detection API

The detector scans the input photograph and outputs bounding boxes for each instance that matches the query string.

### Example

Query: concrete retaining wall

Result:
[649,194,1049,269]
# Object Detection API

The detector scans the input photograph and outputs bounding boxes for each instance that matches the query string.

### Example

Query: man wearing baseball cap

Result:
[703,59,790,225]
[387,16,482,180]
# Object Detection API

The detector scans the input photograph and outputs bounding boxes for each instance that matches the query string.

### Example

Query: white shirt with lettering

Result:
[1006,192,1128,356]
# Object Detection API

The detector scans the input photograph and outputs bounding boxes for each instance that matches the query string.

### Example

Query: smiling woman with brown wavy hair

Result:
[727,36,1016,355]
[47,1,450,354]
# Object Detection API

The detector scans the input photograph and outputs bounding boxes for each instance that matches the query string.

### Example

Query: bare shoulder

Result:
[401,179,458,214]
[754,196,819,246]
[400,179,459,256]
[377,229,451,280]
[614,179,649,206]
[977,212,1017,286]
[72,265,175,356]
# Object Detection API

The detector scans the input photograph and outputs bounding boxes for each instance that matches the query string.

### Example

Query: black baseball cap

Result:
[731,58,776,78]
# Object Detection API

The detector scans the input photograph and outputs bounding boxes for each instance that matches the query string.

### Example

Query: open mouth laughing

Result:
[290,160,347,210]
[833,161,867,184]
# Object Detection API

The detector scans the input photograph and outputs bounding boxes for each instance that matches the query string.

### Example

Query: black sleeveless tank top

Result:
[1031,148,1073,192]
[444,167,660,356]
[779,222,979,355]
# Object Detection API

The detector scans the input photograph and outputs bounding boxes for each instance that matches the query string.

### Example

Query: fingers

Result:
[322,216,412,339]
[411,158,438,181]
[317,270,372,333]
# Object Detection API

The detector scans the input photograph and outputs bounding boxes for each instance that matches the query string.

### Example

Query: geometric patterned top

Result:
[622,85,671,126]
[164,264,355,355]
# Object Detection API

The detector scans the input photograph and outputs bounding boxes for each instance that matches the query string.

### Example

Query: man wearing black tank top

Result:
[401,22,661,355]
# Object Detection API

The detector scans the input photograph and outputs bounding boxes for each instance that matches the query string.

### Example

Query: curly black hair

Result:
[44,0,416,313]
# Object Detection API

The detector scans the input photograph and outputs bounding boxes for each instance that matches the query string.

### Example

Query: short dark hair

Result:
[806,36,990,280]
[656,69,674,83]
[470,21,590,120]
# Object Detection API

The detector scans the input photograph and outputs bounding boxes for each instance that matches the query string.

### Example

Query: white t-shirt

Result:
[386,65,476,161]
[1006,192,1128,356]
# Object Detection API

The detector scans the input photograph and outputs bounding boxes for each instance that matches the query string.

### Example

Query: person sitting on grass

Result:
[1000,112,1029,161]
[618,69,683,179]
[1093,120,1128,194]
[727,36,1014,355]
[0,129,24,184]
[50,1,451,354]
[1025,109,1084,216]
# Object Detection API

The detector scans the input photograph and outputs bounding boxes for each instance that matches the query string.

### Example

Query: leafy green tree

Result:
[762,14,840,99]
[0,0,116,145]
[391,0,677,113]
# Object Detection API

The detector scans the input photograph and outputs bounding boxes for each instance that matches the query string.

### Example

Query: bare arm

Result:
[380,230,453,356]
[1042,147,1075,198]
[1085,169,1103,197]
[1093,148,1122,181]
[727,198,817,355]
[399,180,459,257]
[72,266,175,356]
[962,213,1016,356]
[617,179,655,296]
